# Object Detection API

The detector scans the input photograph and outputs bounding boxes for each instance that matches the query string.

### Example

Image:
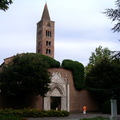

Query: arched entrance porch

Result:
[44,72,70,111]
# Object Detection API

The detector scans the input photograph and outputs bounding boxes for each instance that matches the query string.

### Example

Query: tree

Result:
[104,0,120,33]
[85,57,120,111]
[0,0,13,11]
[0,53,51,98]
[104,0,120,63]
[86,46,111,74]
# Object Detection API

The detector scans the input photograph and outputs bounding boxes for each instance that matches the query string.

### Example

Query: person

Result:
[56,107,58,110]
[83,105,87,114]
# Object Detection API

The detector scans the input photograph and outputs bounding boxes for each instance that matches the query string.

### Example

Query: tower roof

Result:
[41,3,51,20]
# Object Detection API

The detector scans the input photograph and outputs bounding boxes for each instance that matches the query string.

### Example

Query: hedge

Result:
[62,59,85,90]
[0,109,69,117]
[0,115,25,120]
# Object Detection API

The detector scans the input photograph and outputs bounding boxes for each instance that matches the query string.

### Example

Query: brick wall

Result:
[49,68,99,112]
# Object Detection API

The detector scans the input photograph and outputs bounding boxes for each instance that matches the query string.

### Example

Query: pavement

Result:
[27,112,116,120]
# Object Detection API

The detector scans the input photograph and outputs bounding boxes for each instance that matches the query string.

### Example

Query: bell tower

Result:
[36,3,55,58]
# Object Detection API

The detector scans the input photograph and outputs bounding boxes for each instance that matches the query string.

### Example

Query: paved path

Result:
[27,113,114,120]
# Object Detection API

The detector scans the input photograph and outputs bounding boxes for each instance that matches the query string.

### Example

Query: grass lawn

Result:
[80,117,110,120]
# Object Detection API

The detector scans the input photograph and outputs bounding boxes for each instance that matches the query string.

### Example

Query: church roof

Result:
[41,3,51,20]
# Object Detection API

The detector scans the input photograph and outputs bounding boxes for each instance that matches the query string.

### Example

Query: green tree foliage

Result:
[85,46,120,113]
[104,0,120,59]
[86,57,120,103]
[62,59,84,90]
[104,0,120,32]
[40,54,60,68]
[0,53,53,97]
[0,0,12,11]
[86,46,111,74]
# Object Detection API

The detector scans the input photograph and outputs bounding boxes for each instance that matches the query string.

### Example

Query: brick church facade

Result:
[0,3,99,112]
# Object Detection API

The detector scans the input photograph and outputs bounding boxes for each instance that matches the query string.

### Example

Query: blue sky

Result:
[0,0,119,66]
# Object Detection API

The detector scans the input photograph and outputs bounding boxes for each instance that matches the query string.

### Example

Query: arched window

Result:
[46,41,49,46]
[47,22,51,27]
[46,49,49,54]
[46,49,51,54]
[49,41,51,46]
[49,49,51,54]
[46,30,52,37]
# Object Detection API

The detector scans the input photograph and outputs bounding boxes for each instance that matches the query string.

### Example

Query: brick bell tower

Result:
[36,3,55,58]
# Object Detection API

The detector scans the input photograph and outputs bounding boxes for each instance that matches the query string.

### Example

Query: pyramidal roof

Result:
[41,3,51,20]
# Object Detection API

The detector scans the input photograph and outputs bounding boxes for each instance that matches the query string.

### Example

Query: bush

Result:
[0,115,24,120]
[101,99,111,114]
[0,109,69,117]
[117,100,120,114]
[47,110,69,117]
[101,99,120,114]
[62,59,85,90]
[40,54,60,68]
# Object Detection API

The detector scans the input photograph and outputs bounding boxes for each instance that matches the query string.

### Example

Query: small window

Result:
[46,41,51,46]
[49,49,51,54]
[46,30,52,37]
[50,31,51,37]
[49,42,51,46]
[46,49,49,54]
[46,30,48,36]
[46,49,51,54]
[47,22,51,27]
[46,41,49,46]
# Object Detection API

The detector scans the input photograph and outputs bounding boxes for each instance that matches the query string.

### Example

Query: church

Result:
[0,3,99,112]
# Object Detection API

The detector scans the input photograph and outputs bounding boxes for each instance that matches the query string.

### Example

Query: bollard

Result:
[110,99,119,120]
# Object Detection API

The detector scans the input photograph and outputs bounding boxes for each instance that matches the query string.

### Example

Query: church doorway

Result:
[50,97,61,110]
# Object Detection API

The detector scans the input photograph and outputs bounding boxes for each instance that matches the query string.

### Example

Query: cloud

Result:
[55,37,120,66]
[0,0,119,66]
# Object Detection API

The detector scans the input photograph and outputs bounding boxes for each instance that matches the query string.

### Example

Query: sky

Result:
[0,0,119,66]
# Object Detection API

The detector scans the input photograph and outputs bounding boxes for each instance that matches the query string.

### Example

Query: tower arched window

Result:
[46,49,51,54]
[49,41,51,46]
[46,30,47,36]
[46,49,48,54]
[46,30,52,37]
[47,22,51,27]
[49,49,51,54]
[46,41,51,46]
[46,41,49,46]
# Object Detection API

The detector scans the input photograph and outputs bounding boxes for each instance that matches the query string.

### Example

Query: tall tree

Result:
[104,0,120,63]
[86,46,111,74]
[0,53,51,97]
[86,57,120,104]
[0,0,12,11]
[104,0,120,32]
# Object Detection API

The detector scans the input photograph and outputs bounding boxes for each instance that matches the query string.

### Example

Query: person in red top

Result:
[83,105,87,114]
